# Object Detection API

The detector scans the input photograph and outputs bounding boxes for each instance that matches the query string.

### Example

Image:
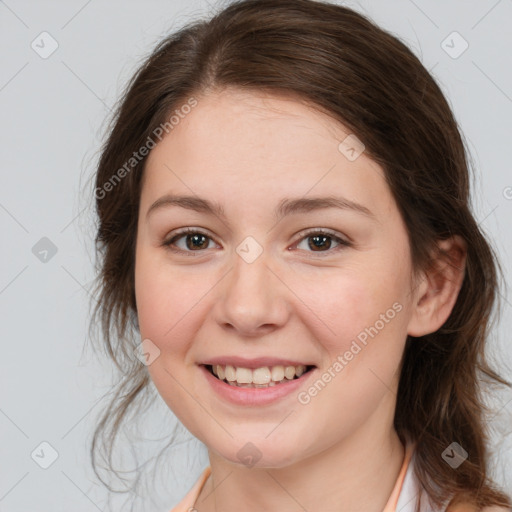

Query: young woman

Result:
[90,1,512,510]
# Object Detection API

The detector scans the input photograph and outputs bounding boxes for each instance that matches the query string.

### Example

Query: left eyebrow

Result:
[274,196,376,222]
[145,194,377,224]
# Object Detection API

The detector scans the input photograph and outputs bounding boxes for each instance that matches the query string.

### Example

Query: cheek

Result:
[134,251,207,427]
[295,268,408,436]
[135,257,173,343]
[134,249,187,351]
[134,250,218,354]
[296,254,410,362]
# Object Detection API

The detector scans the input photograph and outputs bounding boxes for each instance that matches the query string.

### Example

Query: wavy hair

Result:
[89,1,512,510]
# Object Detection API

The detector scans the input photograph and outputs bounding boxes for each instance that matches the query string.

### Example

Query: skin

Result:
[134,87,467,512]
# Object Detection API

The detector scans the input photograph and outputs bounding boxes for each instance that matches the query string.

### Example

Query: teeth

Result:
[236,367,253,384]
[284,366,296,379]
[271,365,284,381]
[224,365,236,382]
[295,365,305,377]
[211,363,308,386]
[253,367,272,384]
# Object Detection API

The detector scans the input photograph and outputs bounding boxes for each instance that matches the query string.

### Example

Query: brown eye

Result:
[308,234,333,251]
[295,229,350,254]
[164,229,216,253]
[184,233,210,250]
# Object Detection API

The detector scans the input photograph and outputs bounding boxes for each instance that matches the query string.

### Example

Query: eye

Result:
[163,228,217,253]
[294,229,351,254]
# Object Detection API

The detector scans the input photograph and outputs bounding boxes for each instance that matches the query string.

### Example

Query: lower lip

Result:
[199,364,316,406]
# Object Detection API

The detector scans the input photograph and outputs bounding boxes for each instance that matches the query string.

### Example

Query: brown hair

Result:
[90,0,512,509]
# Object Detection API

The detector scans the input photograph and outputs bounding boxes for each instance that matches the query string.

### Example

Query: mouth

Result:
[203,363,317,388]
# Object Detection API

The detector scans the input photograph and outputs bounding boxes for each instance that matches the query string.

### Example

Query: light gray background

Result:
[1,0,511,510]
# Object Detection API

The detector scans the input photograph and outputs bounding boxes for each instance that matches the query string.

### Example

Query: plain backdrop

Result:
[1,0,511,510]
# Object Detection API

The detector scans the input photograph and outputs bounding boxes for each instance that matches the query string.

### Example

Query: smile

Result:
[199,363,318,406]
[206,363,315,387]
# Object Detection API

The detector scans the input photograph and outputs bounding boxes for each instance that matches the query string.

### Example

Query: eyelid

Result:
[293,227,350,245]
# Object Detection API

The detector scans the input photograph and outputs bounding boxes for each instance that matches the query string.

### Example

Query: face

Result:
[134,88,418,468]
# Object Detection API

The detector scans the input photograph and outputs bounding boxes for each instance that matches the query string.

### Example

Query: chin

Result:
[210,437,304,470]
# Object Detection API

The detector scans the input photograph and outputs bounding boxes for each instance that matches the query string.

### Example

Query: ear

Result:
[407,235,467,337]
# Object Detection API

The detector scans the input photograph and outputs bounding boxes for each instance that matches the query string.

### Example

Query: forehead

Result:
[141,88,395,219]
[151,88,351,162]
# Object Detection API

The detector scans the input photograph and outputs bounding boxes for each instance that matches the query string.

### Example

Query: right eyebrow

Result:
[146,194,228,222]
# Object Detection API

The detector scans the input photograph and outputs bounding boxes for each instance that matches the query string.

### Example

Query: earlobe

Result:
[406,235,467,337]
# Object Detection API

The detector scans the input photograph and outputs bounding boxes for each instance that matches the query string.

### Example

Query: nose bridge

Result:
[215,236,289,334]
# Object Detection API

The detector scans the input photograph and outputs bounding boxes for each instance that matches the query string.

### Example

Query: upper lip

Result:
[199,356,316,370]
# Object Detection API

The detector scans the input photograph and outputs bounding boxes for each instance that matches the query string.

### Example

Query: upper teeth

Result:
[212,364,307,385]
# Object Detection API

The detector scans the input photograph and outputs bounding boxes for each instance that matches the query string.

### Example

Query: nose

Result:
[214,246,291,337]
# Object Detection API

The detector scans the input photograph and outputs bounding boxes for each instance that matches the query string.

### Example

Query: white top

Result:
[396,448,450,512]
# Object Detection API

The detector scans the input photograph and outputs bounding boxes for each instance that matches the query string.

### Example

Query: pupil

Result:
[186,234,208,250]
[309,235,331,251]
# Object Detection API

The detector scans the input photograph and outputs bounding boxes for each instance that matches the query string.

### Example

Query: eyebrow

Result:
[146,194,376,223]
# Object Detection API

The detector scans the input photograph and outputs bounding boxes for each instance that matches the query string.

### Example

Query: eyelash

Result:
[162,227,351,256]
